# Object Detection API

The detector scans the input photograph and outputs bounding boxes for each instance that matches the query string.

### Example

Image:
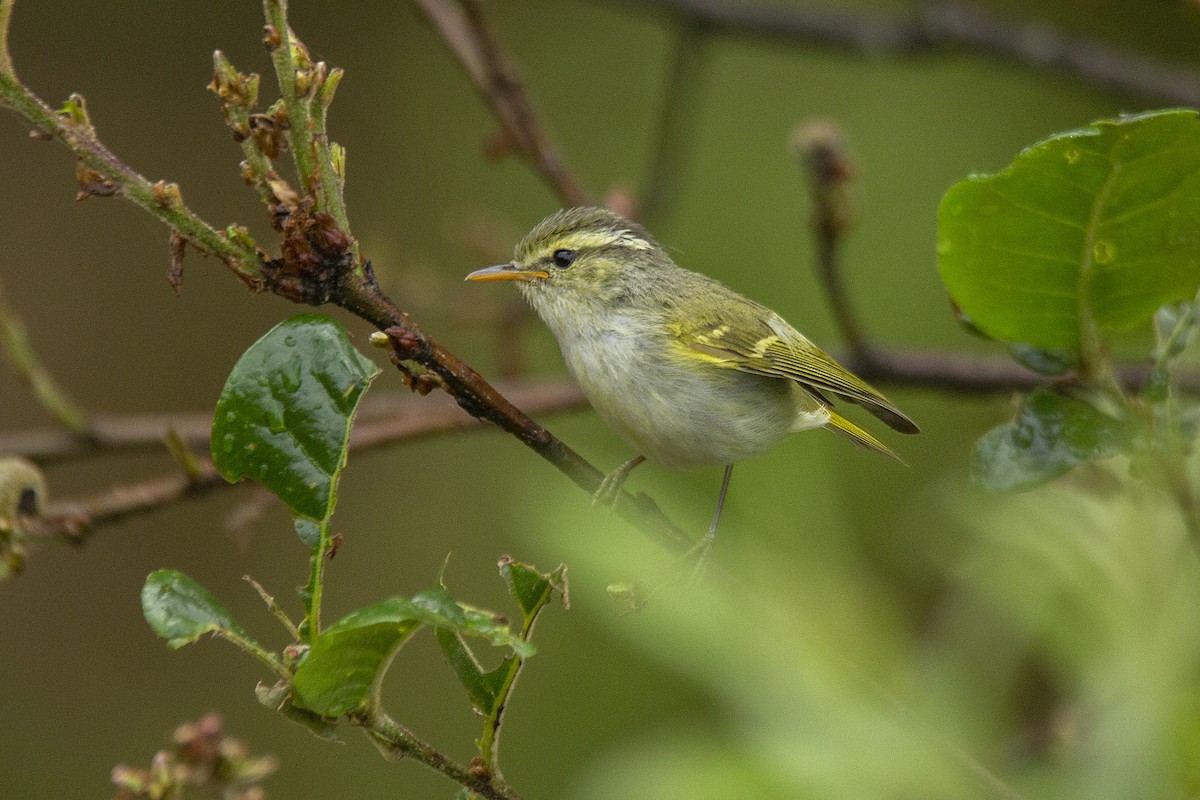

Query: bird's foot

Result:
[591,455,646,508]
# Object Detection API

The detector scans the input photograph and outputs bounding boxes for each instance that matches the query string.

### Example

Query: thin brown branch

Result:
[0,16,263,284]
[2,380,585,463]
[414,0,591,207]
[10,347,1196,472]
[614,0,1200,107]
[23,462,224,543]
[17,380,586,542]
[15,342,1191,544]
[839,347,1171,397]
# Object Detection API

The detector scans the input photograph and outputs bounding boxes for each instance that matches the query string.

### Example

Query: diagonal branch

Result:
[0,0,693,555]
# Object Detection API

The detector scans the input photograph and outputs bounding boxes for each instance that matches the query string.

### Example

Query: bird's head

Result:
[466,207,670,307]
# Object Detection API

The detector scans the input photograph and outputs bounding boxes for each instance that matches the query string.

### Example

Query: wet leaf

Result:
[973,389,1129,492]
[938,110,1200,350]
[142,569,248,649]
[211,315,379,521]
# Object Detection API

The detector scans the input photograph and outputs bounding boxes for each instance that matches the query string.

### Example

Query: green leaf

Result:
[938,110,1200,350]
[293,590,532,717]
[972,389,1129,492]
[500,557,566,630]
[293,597,424,716]
[437,561,565,717]
[1007,343,1077,376]
[211,314,380,521]
[413,586,536,658]
[142,569,247,649]
[436,627,514,713]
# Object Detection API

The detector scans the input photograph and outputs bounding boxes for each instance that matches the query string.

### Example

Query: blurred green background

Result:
[3,1,1200,798]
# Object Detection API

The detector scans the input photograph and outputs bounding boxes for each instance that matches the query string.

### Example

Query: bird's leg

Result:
[689,463,734,583]
[592,454,647,508]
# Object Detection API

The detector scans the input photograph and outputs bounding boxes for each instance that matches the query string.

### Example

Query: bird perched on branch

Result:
[468,207,917,557]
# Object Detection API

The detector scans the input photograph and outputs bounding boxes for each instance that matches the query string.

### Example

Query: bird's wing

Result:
[673,311,919,435]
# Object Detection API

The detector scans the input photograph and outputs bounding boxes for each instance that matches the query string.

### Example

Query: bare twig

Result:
[25,340,1187,543]
[17,380,586,542]
[1,380,585,463]
[414,0,591,207]
[22,461,224,543]
[614,0,1200,107]
[10,352,1197,470]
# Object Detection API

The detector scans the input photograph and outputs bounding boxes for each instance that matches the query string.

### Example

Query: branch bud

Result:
[151,180,184,210]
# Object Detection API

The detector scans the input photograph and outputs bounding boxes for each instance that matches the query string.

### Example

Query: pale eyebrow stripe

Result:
[562,230,653,251]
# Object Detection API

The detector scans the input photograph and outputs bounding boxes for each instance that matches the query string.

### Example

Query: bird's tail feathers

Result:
[824,410,905,464]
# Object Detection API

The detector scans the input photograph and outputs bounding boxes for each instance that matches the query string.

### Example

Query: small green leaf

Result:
[972,389,1129,492]
[938,110,1200,350]
[142,569,247,649]
[436,627,514,713]
[438,561,566,715]
[293,597,424,716]
[1007,343,1078,376]
[211,314,380,521]
[413,586,535,657]
[294,588,534,717]
[501,558,567,629]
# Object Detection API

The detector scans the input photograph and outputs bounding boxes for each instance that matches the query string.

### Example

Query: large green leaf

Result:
[142,569,248,649]
[211,315,379,521]
[972,389,1129,492]
[938,110,1200,350]
[293,590,532,717]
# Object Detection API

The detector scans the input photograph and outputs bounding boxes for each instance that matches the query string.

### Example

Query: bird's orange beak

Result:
[465,263,549,282]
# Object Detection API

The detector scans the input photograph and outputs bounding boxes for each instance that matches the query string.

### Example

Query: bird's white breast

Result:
[538,303,802,469]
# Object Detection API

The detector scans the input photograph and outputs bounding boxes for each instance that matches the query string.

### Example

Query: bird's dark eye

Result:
[552,249,577,269]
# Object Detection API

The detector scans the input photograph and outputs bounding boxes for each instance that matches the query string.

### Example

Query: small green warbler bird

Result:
[467,207,917,548]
